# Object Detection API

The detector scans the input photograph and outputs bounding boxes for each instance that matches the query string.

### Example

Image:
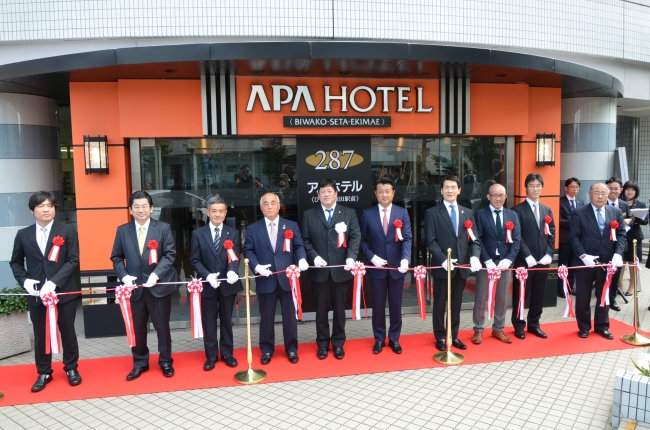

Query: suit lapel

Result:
[128,222,140,257]
[259,220,275,253]
[43,222,59,257]
[586,206,601,235]
[141,220,157,261]
[438,204,455,235]
[375,206,385,236]
[203,224,217,257]
[330,206,343,227]
[484,208,497,237]
[29,224,41,255]
[388,206,397,238]
[315,207,329,228]
[276,218,287,252]
[524,203,540,230]
[219,226,231,256]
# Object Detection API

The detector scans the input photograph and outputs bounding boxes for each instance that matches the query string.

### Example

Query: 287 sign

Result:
[305,150,364,170]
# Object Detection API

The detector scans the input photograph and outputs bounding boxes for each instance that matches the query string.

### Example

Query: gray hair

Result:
[259,192,280,205]
[206,196,228,209]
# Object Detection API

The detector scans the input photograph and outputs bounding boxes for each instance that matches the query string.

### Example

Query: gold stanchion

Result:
[434,248,465,365]
[0,392,4,401]
[234,259,267,384]
[621,239,650,346]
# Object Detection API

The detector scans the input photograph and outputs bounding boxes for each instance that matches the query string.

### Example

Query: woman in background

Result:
[622,181,647,296]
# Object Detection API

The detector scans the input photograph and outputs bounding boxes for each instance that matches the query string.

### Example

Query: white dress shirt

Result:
[379,203,392,223]
[209,221,222,242]
[134,218,151,236]
[322,203,337,222]
[442,200,459,233]
[36,220,54,255]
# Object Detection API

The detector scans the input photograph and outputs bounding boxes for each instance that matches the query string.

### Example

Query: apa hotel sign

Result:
[236,77,439,135]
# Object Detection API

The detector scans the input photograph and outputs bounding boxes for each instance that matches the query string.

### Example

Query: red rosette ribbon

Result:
[147,240,158,265]
[48,236,65,262]
[414,265,427,320]
[543,215,552,236]
[283,230,293,252]
[610,221,619,241]
[41,292,61,354]
[186,278,204,338]
[557,265,575,318]
[223,239,239,263]
[350,262,368,320]
[504,222,515,244]
[515,268,528,321]
[393,219,404,242]
[600,262,618,307]
[285,265,303,320]
[115,285,136,347]
[464,219,477,242]
[486,268,502,320]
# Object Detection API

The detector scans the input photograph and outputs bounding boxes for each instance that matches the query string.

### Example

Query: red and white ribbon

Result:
[610,221,619,241]
[393,220,404,242]
[515,267,528,321]
[557,265,575,318]
[115,285,136,347]
[48,236,64,262]
[464,220,476,241]
[337,232,347,248]
[543,215,552,236]
[186,278,204,338]
[505,222,514,244]
[285,265,303,320]
[350,262,367,320]
[41,292,61,354]
[414,265,427,320]
[486,268,502,320]
[600,262,618,307]
[148,240,158,265]
[283,230,293,252]
[223,240,239,263]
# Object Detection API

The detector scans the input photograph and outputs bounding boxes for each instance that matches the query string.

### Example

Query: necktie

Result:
[39,227,48,255]
[213,227,220,252]
[450,204,458,236]
[597,209,605,235]
[494,210,502,238]
[382,208,389,235]
[269,222,277,251]
[138,226,146,255]
[326,209,333,226]
[611,202,616,207]
[532,203,540,226]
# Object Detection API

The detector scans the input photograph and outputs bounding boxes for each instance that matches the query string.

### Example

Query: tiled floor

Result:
[2,266,650,429]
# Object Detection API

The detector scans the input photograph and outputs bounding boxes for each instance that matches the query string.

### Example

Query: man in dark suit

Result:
[558,178,584,298]
[301,178,361,360]
[472,184,521,345]
[605,176,632,311]
[190,196,243,371]
[110,190,180,380]
[10,191,82,392]
[424,175,482,352]
[570,183,626,339]
[511,173,556,340]
[244,192,308,365]
[360,177,412,355]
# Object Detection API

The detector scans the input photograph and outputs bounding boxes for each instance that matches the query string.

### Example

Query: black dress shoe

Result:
[388,340,402,354]
[333,347,345,359]
[578,330,589,338]
[596,330,614,340]
[527,327,548,339]
[204,358,218,371]
[221,356,238,368]
[610,302,621,312]
[514,330,525,340]
[126,365,149,381]
[452,339,467,350]
[31,374,52,392]
[373,342,384,354]
[435,340,446,351]
[261,353,272,365]
[66,370,82,386]
[317,349,328,359]
[288,352,299,364]
[161,364,175,377]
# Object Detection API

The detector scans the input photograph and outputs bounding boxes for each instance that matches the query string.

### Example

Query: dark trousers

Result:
[609,267,623,302]
[131,288,172,368]
[432,272,466,341]
[30,299,79,375]
[575,267,610,332]
[557,243,576,293]
[512,266,548,331]
[258,281,298,355]
[312,275,351,350]
[201,289,236,360]
[370,275,404,343]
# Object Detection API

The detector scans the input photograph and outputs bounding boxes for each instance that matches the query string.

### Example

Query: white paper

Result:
[631,208,649,219]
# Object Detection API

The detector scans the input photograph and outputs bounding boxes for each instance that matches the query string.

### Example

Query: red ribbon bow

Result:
[223,240,239,262]
[504,221,515,243]
[543,215,552,236]
[464,220,476,242]
[283,230,293,252]
[600,262,618,307]
[515,268,528,321]
[610,221,619,241]
[393,219,404,242]
[186,278,204,338]
[48,236,65,262]
[414,265,427,320]
[486,268,502,320]
[115,285,136,347]
[147,239,159,264]
[557,265,575,318]
[41,292,61,354]
[285,265,303,320]
[350,262,368,320]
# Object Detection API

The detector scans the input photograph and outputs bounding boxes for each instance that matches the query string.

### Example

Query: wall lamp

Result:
[536,133,555,167]
[84,135,109,175]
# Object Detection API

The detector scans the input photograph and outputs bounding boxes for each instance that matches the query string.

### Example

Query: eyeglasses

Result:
[489,194,506,199]
[132,205,150,210]
[591,192,608,196]
[527,184,543,189]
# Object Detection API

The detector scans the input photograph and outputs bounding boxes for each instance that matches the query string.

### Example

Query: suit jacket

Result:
[475,206,521,266]
[301,204,361,283]
[559,195,584,244]
[10,221,80,307]
[244,217,307,294]
[627,199,648,242]
[359,205,413,280]
[570,204,626,264]
[512,200,556,266]
[110,219,180,300]
[190,223,243,298]
[424,203,480,279]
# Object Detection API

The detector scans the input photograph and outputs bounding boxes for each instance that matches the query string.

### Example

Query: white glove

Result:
[334,222,347,233]
[398,259,409,274]
[525,256,537,268]
[255,264,272,277]
[497,259,512,269]
[23,279,40,297]
[39,281,56,298]
[298,259,309,271]
[313,256,328,267]
[469,257,482,273]
[539,254,553,266]
[122,275,137,286]
[371,255,387,267]
[580,254,599,267]
[343,258,356,271]
[226,271,239,284]
[485,260,497,269]
[441,259,458,271]
[206,273,220,288]
[612,254,623,268]
[144,272,159,287]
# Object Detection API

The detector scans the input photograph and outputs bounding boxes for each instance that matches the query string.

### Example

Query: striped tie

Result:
[214,227,220,252]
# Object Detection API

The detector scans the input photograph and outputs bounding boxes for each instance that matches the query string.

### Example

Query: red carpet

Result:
[0,319,641,406]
